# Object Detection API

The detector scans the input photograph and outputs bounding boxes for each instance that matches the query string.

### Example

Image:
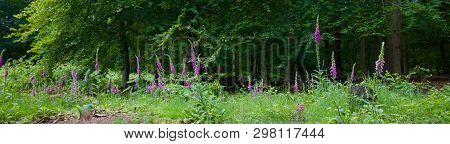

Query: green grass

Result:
[0,72,449,124]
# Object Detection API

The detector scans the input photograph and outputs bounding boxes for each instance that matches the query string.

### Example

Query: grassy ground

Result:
[1,77,448,124]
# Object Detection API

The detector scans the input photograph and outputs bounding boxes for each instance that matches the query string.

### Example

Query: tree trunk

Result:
[359,36,367,74]
[261,43,267,83]
[119,20,130,89]
[440,41,449,77]
[389,0,403,74]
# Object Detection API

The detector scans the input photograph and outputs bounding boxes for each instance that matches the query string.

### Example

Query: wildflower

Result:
[134,78,139,87]
[111,86,120,94]
[106,80,111,90]
[84,72,89,82]
[94,49,99,72]
[190,47,197,70]
[313,15,321,45]
[136,54,141,77]
[146,83,156,93]
[330,52,337,79]
[252,83,259,97]
[194,56,201,77]
[0,50,4,68]
[57,80,63,91]
[351,63,356,82]
[375,42,385,76]
[260,79,265,93]
[293,72,299,93]
[169,59,176,77]
[155,55,163,72]
[41,69,46,78]
[30,75,36,96]
[62,74,67,84]
[4,67,8,79]
[247,76,252,92]
[156,72,164,90]
[295,104,305,113]
[183,81,191,89]
[47,86,56,95]
[71,69,78,93]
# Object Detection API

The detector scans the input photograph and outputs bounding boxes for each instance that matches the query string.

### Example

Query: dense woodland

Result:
[0,0,448,124]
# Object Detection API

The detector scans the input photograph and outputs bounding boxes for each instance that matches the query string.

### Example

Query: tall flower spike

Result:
[31,75,36,96]
[247,76,252,92]
[351,63,356,82]
[190,46,197,71]
[84,72,89,82]
[375,42,385,76]
[136,54,141,77]
[169,57,176,77]
[41,69,46,78]
[0,50,5,68]
[155,55,163,72]
[314,15,321,45]
[71,69,78,93]
[293,72,299,93]
[4,66,8,79]
[260,79,265,93]
[194,55,201,77]
[94,49,99,72]
[330,52,337,79]
[252,83,259,97]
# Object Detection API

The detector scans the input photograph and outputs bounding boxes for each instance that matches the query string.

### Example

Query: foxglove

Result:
[136,54,141,77]
[41,69,46,78]
[313,15,321,45]
[247,76,252,92]
[194,56,201,77]
[169,59,176,77]
[293,72,299,93]
[84,72,89,82]
[71,69,78,93]
[155,55,163,72]
[330,52,337,79]
[375,42,385,76]
[0,50,4,68]
[4,67,8,79]
[351,63,356,82]
[147,83,156,93]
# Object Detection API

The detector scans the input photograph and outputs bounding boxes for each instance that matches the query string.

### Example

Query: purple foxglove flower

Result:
[135,78,139,87]
[194,56,201,77]
[252,84,259,97]
[156,72,164,90]
[47,86,55,95]
[62,74,67,83]
[0,56,3,68]
[170,61,176,77]
[111,86,120,94]
[183,81,191,89]
[4,67,8,79]
[294,72,299,93]
[84,72,89,82]
[190,47,197,70]
[260,79,265,93]
[155,56,163,72]
[313,15,321,44]
[295,104,305,113]
[94,49,99,72]
[30,75,36,84]
[147,83,156,92]
[71,69,78,93]
[136,55,141,77]
[375,42,385,76]
[0,50,4,68]
[57,80,63,91]
[351,63,356,82]
[32,86,36,96]
[330,52,337,79]
[247,76,252,92]
[41,69,46,78]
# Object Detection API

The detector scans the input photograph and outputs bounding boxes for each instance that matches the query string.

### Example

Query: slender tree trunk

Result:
[119,20,130,89]
[359,36,367,74]
[389,0,403,74]
[439,41,449,77]
[261,43,267,83]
